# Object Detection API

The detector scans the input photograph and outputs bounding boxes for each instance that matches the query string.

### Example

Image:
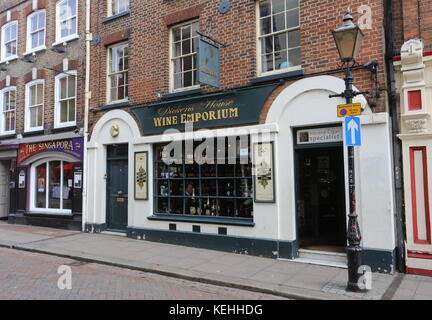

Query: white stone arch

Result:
[88,109,141,148]
[86,109,141,227]
[266,75,371,125]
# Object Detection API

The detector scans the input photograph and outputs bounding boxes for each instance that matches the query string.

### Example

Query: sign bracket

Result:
[196,31,228,48]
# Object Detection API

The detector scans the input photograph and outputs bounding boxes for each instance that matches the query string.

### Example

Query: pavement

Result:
[1,221,431,300]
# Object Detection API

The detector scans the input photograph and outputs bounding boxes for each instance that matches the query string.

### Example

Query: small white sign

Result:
[297,127,343,145]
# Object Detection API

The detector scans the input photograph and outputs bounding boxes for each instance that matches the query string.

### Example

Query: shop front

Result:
[8,138,84,230]
[85,75,398,273]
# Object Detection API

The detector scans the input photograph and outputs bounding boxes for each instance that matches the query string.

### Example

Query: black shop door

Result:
[295,147,347,252]
[106,145,128,232]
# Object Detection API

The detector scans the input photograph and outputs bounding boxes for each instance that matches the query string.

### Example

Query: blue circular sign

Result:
[219,1,231,14]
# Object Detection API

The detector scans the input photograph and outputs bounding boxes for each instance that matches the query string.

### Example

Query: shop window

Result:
[154,136,253,219]
[1,21,18,62]
[0,87,16,134]
[25,80,44,132]
[56,0,78,43]
[55,71,77,127]
[26,10,46,53]
[108,43,129,103]
[34,160,73,212]
[109,0,130,16]
[170,21,200,92]
[257,0,301,76]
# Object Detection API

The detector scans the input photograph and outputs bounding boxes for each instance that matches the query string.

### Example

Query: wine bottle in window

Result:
[205,197,211,216]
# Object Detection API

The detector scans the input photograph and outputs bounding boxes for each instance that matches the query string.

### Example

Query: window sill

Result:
[27,211,73,217]
[148,214,255,227]
[52,34,80,47]
[0,132,16,140]
[101,10,130,23]
[162,88,202,99]
[252,69,304,84]
[24,46,47,56]
[22,129,44,137]
[99,101,130,110]
[0,56,18,64]
[52,125,77,133]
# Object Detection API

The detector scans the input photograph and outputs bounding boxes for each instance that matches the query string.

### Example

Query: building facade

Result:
[83,0,399,273]
[0,0,86,230]
[392,0,432,276]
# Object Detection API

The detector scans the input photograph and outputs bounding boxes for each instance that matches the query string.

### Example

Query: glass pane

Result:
[202,180,217,197]
[274,32,287,51]
[185,180,200,197]
[236,178,253,197]
[157,197,169,214]
[37,105,43,126]
[173,28,181,42]
[286,8,299,29]
[170,180,184,197]
[219,198,235,217]
[288,29,301,48]
[173,42,181,57]
[38,12,45,28]
[288,47,301,67]
[183,55,193,72]
[36,84,43,104]
[68,76,75,97]
[260,16,272,35]
[68,100,75,121]
[181,25,191,40]
[174,58,182,73]
[191,22,199,37]
[261,37,273,54]
[236,198,253,218]
[110,87,117,102]
[185,196,199,215]
[286,0,298,10]
[170,198,183,215]
[62,162,73,210]
[275,50,288,70]
[69,0,77,16]
[183,71,193,88]
[272,0,285,14]
[36,163,47,208]
[48,161,61,209]
[262,53,273,72]
[30,15,38,32]
[60,101,68,122]
[273,12,285,32]
[181,40,191,55]
[259,0,271,17]
[174,73,182,90]
[60,77,67,99]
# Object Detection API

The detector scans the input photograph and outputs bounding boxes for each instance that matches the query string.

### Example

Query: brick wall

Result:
[89,0,389,133]
[392,0,432,52]
[0,0,86,138]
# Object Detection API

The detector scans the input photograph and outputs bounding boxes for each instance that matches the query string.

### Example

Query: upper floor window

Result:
[258,0,301,76]
[56,0,78,43]
[1,21,18,61]
[110,0,130,16]
[108,43,129,103]
[55,72,77,127]
[170,21,199,92]
[25,80,44,132]
[0,87,16,134]
[27,10,46,53]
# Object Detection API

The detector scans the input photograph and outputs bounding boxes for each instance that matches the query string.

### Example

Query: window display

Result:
[154,137,253,219]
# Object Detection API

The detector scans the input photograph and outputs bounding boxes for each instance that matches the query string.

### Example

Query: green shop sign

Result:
[131,84,278,135]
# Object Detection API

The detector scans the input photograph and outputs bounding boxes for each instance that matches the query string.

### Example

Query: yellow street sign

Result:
[337,103,362,117]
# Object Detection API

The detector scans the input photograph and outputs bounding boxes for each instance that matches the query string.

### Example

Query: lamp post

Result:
[329,10,367,292]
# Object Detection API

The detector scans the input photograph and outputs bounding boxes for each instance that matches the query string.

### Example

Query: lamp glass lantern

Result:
[332,11,364,62]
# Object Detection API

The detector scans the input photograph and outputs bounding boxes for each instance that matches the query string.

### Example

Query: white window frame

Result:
[55,0,78,45]
[256,0,302,77]
[169,20,200,93]
[25,10,46,55]
[1,21,18,63]
[25,79,45,132]
[0,86,16,135]
[107,42,129,104]
[108,0,130,16]
[55,71,77,128]
[29,158,73,215]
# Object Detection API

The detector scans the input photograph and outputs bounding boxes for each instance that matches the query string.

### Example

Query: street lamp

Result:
[329,9,368,292]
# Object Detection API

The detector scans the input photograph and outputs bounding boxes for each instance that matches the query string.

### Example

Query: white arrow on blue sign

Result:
[345,116,361,146]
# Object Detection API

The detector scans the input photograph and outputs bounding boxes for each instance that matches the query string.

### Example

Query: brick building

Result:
[0,0,86,230]
[392,0,432,276]
[86,0,398,273]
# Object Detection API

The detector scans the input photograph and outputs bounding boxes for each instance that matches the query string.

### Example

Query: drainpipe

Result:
[384,0,406,273]
[82,0,92,232]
